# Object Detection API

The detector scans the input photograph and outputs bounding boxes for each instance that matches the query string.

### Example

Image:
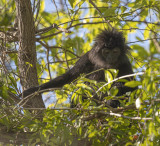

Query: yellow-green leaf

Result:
[125,81,141,88]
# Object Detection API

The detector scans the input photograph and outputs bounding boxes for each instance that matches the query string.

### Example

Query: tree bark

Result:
[15,0,45,108]
[0,131,34,145]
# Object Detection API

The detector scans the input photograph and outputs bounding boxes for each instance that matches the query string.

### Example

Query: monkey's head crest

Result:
[94,29,126,53]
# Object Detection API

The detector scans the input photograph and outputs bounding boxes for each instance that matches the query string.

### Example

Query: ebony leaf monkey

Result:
[21,29,136,108]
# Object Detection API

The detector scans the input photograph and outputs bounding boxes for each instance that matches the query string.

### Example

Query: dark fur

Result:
[21,29,135,108]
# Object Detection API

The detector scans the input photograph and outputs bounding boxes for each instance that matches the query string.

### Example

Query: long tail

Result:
[19,86,40,98]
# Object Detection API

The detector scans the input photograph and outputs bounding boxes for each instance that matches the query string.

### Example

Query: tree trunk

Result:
[15,0,45,108]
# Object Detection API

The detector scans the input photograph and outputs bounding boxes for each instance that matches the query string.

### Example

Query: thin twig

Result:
[127,38,160,44]
[89,0,112,29]
[93,72,144,98]
[82,111,152,121]
[52,0,59,18]
[53,23,71,33]
[46,48,52,79]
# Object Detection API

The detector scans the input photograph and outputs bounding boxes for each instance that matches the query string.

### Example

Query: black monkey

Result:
[21,29,136,108]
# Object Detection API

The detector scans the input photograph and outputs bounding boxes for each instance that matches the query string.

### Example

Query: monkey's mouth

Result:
[105,59,118,65]
[105,61,119,69]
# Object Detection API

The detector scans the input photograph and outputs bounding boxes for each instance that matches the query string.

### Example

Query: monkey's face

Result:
[101,47,120,65]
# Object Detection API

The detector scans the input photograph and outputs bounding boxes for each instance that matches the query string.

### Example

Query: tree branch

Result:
[82,111,152,121]
[93,72,144,97]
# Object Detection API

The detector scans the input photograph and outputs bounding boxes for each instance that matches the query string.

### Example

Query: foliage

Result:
[0,0,160,145]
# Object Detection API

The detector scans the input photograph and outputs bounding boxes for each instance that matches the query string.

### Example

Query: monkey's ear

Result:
[124,44,131,50]
[124,44,131,54]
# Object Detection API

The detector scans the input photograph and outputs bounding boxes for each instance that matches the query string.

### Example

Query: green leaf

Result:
[144,28,149,39]
[68,0,79,8]
[104,8,116,16]
[26,62,33,67]
[121,6,127,13]
[39,0,45,13]
[8,75,17,89]
[131,44,148,59]
[110,86,119,96]
[125,81,141,88]
[88,130,97,138]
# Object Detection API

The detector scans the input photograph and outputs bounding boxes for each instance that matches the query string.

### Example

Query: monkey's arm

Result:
[114,59,137,95]
[21,53,93,97]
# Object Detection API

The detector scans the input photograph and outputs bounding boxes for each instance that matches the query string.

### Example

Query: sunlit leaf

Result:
[125,81,141,88]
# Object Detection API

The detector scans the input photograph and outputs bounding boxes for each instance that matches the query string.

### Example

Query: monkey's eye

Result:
[102,49,110,54]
